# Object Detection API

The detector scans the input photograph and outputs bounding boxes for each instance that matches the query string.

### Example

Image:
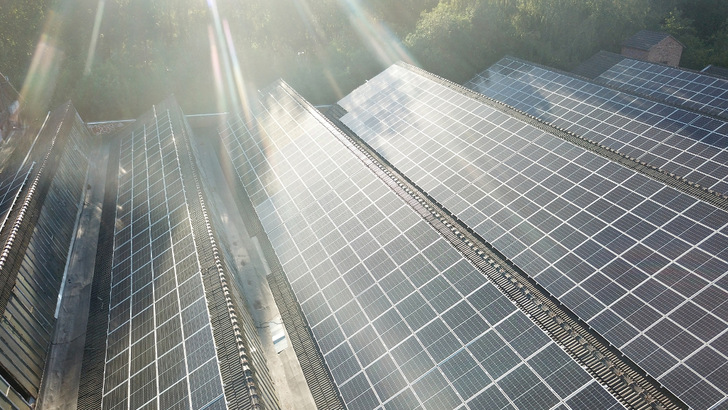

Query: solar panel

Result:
[0,163,33,232]
[102,104,226,410]
[0,107,90,399]
[597,58,728,120]
[339,63,728,410]
[219,81,625,410]
[465,57,728,196]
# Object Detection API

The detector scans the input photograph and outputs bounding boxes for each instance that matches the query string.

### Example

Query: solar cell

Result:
[219,81,625,410]
[0,163,32,230]
[0,104,95,402]
[339,63,728,409]
[465,57,728,195]
[597,58,728,120]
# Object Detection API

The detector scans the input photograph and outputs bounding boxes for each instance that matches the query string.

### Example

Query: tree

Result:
[406,1,482,81]
[0,1,50,85]
[3,0,727,121]
[661,9,710,68]
[676,0,728,40]
[510,0,652,69]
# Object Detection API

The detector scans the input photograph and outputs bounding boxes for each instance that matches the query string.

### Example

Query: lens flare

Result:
[207,0,244,114]
[20,32,62,120]
[84,0,106,75]
[208,25,226,113]
[336,0,416,67]
[323,69,344,100]
[223,20,255,124]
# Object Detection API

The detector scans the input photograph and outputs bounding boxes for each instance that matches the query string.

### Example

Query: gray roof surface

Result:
[622,30,675,51]
[572,50,625,79]
[703,64,728,79]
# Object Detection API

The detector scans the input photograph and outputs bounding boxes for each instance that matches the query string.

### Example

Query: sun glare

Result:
[84,0,106,76]
[336,0,416,67]
[20,33,61,120]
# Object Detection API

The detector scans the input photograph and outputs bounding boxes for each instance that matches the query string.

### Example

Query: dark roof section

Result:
[702,64,728,79]
[623,30,678,51]
[572,51,626,79]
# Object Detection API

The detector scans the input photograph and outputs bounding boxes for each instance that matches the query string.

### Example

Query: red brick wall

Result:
[647,37,683,66]
[621,37,683,67]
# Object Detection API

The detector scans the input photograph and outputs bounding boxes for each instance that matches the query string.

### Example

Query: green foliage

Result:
[675,0,728,39]
[660,8,728,69]
[511,0,652,68]
[0,1,50,85]
[711,25,728,67]
[2,0,728,120]
[71,50,175,120]
[406,1,508,82]
[365,0,440,34]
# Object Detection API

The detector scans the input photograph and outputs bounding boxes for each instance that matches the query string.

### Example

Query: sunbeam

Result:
[323,68,344,100]
[336,0,416,67]
[84,0,106,75]
[207,0,239,113]
[19,32,62,120]
[208,25,226,114]
[223,20,255,124]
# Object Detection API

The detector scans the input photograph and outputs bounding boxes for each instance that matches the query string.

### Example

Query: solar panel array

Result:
[0,163,33,232]
[339,63,728,410]
[219,81,625,410]
[0,113,90,394]
[0,106,90,400]
[465,57,728,195]
[597,58,728,120]
[102,106,227,410]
